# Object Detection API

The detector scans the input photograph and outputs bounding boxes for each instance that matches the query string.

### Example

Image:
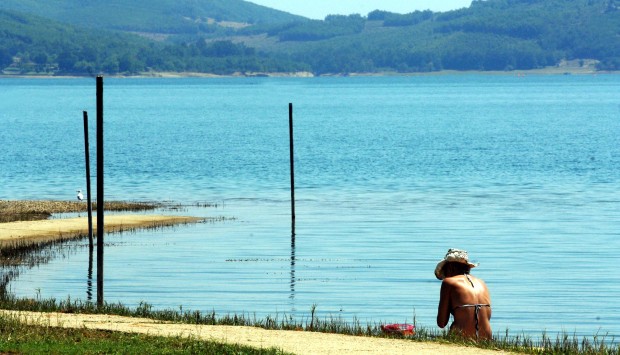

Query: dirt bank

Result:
[0,215,203,248]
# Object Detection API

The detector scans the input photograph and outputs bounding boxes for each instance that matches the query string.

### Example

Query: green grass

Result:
[0,312,289,355]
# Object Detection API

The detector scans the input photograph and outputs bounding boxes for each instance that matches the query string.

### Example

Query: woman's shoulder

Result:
[443,274,468,285]
[470,274,488,285]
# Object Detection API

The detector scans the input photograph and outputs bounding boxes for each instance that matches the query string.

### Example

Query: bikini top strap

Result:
[455,304,491,309]
[465,274,475,288]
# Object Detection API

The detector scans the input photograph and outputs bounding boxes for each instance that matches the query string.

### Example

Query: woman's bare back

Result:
[438,274,492,340]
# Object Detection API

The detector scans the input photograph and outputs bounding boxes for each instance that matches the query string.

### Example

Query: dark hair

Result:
[443,262,471,277]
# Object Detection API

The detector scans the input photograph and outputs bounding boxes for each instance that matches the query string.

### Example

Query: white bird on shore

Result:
[77,190,84,201]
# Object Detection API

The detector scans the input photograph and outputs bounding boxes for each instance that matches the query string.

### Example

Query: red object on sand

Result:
[381,323,415,336]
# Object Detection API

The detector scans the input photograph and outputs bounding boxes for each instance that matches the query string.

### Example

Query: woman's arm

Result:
[437,280,451,328]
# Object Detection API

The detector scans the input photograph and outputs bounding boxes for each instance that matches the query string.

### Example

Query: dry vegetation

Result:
[0,200,165,223]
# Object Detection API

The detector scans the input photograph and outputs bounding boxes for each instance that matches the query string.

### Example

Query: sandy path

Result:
[0,215,203,247]
[0,310,515,355]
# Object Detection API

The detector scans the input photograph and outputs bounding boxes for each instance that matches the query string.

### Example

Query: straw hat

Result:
[434,248,479,280]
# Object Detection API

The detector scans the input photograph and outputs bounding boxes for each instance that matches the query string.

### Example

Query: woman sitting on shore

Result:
[435,248,492,340]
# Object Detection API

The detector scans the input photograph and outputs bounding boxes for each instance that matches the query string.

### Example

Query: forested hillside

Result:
[237,0,620,73]
[1,0,619,76]
[0,10,307,75]
[0,0,302,34]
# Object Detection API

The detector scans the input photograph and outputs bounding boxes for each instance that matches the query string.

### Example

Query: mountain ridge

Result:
[0,0,304,34]
[1,0,619,76]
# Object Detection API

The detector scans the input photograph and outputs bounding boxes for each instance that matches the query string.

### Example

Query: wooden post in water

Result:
[289,103,296,221]
[289,103,296,299]
[82,111,94,252]
[96,76,104,307]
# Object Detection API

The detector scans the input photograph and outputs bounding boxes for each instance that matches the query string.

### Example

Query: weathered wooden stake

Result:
[82,111,94,252]
[289,103,296,221]
[96,76,104,307]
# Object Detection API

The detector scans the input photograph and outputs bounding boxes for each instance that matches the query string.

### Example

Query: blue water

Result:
[2,75,620,340]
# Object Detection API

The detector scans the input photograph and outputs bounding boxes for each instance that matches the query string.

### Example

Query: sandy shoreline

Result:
[0,215,203,248]
[0,310,514,354]
[1,63,614,80]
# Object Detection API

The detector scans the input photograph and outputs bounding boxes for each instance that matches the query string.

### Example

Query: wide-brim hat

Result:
[434,248,479,280]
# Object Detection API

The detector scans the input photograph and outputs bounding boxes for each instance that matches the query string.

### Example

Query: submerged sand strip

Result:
[0,310,512,355]
[0,215,203,248]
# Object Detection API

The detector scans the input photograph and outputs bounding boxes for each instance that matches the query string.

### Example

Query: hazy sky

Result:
[248,0,473,19]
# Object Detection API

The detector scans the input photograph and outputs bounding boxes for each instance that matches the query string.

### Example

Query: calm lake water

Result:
[1,75,620,340]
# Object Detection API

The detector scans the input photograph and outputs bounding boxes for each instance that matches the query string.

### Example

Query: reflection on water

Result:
[290,221,296,302]
[87,248,93,302]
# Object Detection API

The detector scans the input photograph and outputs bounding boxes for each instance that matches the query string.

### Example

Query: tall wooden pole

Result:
[96,76,104,307]
[289,103,295,221]
[82,111,94,252]
[289,103,296,301]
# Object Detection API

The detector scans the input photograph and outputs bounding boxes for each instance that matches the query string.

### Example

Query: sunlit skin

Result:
[437,263,492,340]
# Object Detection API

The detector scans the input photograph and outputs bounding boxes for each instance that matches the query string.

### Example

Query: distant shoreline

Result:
[1,66,615,79]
